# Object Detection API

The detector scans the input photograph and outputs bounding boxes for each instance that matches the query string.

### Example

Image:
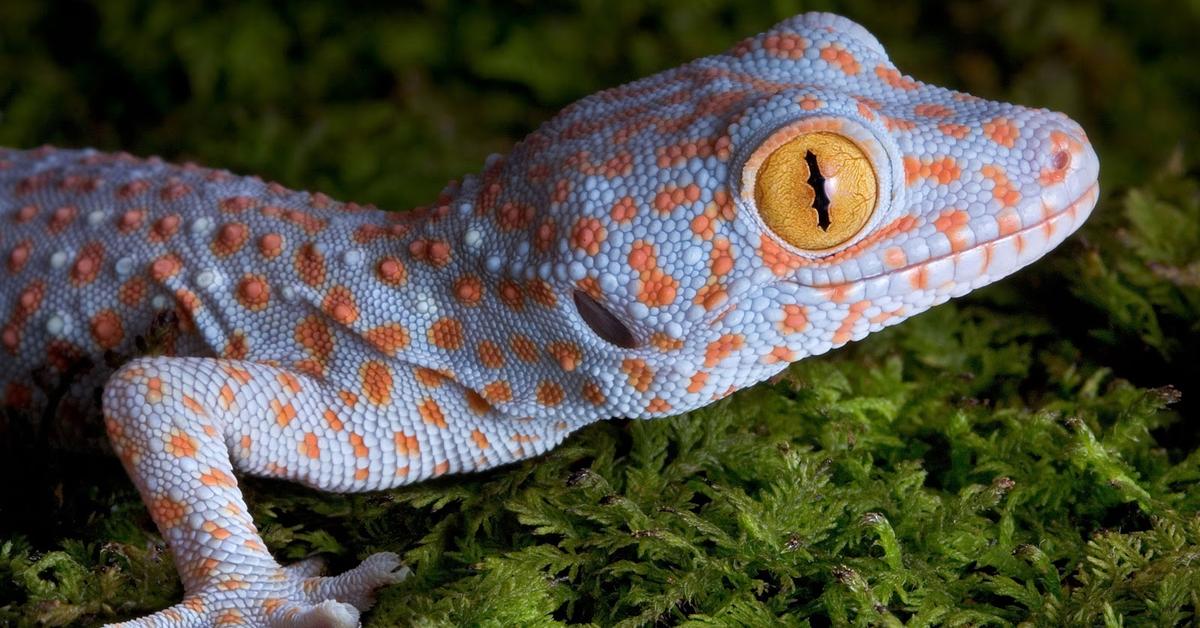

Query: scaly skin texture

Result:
[0,13,1098,627]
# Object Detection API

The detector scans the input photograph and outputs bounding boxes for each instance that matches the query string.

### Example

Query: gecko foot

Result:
[106,552,409,627]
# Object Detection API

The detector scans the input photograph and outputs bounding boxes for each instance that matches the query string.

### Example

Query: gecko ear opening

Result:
[573,291,638,349]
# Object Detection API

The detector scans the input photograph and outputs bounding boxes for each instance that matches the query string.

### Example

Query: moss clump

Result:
[1,1,1198,625]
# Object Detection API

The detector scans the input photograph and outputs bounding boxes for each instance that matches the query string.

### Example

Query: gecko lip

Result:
[807,181,1101,289]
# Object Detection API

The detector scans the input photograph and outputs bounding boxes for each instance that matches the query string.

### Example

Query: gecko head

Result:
[450,12,1098,428]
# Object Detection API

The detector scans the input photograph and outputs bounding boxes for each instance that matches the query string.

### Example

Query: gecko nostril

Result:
[573,290,638,349]
[1052,149,1071,171]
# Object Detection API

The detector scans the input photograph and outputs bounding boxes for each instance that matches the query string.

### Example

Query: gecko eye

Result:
[751,131,878,251]
[573,291,638,348]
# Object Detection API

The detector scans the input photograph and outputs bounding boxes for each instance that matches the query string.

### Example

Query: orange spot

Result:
[211,222,249,257]
[271,399,297,427]
[547,341,583,371]
[294,241,326,287]
[481,380,512,403]
[622,358,654,393]
[536,381,565,407]
[119,276,148,307]
[200,469,236,487]
[646,397,671,413]
[323,409,344,431]
[149,496,187,529]
[70,242,104,286]
[938,123,970,139]
[582,381,606,406]
[360,361,393,405]
[220,195,256,213]
[982,164,1021,207]
[201,520,231,540]
[376,256,407,286]
[653,184,701,214]
[364,323,410,356]
[758,237,804,276]
[257,233,284,258]
[394,431,419,456]
[145,377,164,404]
[150,253,182,282]
[781,304,808,334]
[571,217,607,255]
[322,285,358,325]
[527,279,557,307]
[276,372,302,394]
[89,309,124,349]
[295,315,334,372]
[236,275,270,311]
[611,196,638,223]
[762,32,807,59]
[7,240,31,274]
[149,214,179,241]
[434,460,450,476]
[165,429,197,458]
[875,65,918,90]
[764,346,794,364]
[453,275,484,306]
[909,266,929,290]
[903,155,961,186]
[704,334,745,367]
[302,433,321,459]
[629,241,678,307]
[914,103,952,118]
[409,238,452,267]
[687,371,709,394]
[982,117,1019,148]
[870,306,906,325]
[495,280,527,312]
[798,95,822,110]
[495,201,535,231]
[819,43,860,74]
[694,283,728,312]
[413,367,447,388]
[172,288,202,332]
[471,429,491,450]
[181,394,207,416]
[223,365,253,385]
[428,317,464,350]
[477,340,505,369]
[933,209,972,252]
[47,205,77,233]
[510,335,539,363]
[650,332,684,351]
[349,432,370,457]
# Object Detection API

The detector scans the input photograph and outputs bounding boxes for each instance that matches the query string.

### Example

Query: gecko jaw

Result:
[794,181,1100,297]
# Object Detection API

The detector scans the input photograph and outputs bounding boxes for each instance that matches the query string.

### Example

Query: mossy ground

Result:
[1,1,1199,625]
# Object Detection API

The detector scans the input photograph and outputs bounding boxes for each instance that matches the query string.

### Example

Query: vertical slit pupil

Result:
[805,150,832,231]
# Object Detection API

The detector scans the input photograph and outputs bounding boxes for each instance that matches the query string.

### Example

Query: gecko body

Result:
[0,13,1098,627]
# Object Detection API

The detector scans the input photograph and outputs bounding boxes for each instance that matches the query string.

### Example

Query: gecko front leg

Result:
[102,356,409,627]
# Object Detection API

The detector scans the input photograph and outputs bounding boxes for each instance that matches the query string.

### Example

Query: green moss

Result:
[1,1,1198,625]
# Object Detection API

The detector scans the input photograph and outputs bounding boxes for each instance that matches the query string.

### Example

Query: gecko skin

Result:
[0,13,1098,628]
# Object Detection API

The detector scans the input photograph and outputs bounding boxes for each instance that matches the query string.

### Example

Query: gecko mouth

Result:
[811,181,1100,289]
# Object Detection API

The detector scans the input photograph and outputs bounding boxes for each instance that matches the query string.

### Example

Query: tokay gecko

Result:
[0,13,1099,627]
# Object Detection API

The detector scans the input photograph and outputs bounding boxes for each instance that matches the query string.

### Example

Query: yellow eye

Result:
[753,132,878,251]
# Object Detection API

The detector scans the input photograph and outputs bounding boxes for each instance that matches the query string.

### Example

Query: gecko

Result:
[0,12,1099,627]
